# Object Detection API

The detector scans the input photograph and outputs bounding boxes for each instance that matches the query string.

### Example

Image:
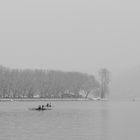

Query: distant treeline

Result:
[0,66,101,99]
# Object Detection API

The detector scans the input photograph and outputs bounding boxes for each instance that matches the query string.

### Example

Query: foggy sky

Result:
[0,0,140,76]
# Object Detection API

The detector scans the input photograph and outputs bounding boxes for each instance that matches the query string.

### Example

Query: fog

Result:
[0,0,140,77]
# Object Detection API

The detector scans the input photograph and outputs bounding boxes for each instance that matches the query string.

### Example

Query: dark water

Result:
[0,101,139,140]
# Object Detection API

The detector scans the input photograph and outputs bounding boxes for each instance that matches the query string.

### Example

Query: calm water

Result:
[0,100,140,140]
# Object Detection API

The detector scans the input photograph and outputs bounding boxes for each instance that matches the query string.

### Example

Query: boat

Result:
[29,107,52,111]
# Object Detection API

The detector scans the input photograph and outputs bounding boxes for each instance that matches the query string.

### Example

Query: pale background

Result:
[0,0,140,98]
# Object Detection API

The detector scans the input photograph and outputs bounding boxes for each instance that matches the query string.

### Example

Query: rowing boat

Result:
[29,107,52,111]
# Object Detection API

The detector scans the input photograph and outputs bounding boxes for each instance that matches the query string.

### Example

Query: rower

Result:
[42,105,44,109]
[38,105,41,110]
[46,103,49,107]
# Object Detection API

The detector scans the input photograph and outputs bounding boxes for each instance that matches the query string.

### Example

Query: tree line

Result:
[0,66,110,99]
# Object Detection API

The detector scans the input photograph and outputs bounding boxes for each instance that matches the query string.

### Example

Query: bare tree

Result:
[0,65,101,99]
[82,75,100,99]
[99,68,110,99]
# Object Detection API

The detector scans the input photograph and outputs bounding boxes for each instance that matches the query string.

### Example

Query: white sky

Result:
[0,0,140,76]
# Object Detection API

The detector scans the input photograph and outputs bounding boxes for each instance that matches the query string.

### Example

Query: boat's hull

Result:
[29,107,52,111]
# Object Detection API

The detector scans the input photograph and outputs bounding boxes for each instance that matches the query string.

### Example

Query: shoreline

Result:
[0,98,102,102]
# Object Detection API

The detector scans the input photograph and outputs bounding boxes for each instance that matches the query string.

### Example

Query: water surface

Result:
[0,101,139,140]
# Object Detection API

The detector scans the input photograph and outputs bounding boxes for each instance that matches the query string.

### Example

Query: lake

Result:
[0,100,139,140]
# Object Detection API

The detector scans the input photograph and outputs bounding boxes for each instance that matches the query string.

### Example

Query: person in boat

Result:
[38,105,41,110]
[46,103,51,107]
[42,105,45,109]
[46,103,49,107]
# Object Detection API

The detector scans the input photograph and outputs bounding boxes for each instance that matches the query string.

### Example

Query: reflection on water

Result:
[0,101,140,140]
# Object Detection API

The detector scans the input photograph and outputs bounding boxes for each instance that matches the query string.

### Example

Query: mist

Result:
[0,0,140,98]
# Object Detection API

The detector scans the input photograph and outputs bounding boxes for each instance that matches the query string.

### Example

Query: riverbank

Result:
[0,98,103,102]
